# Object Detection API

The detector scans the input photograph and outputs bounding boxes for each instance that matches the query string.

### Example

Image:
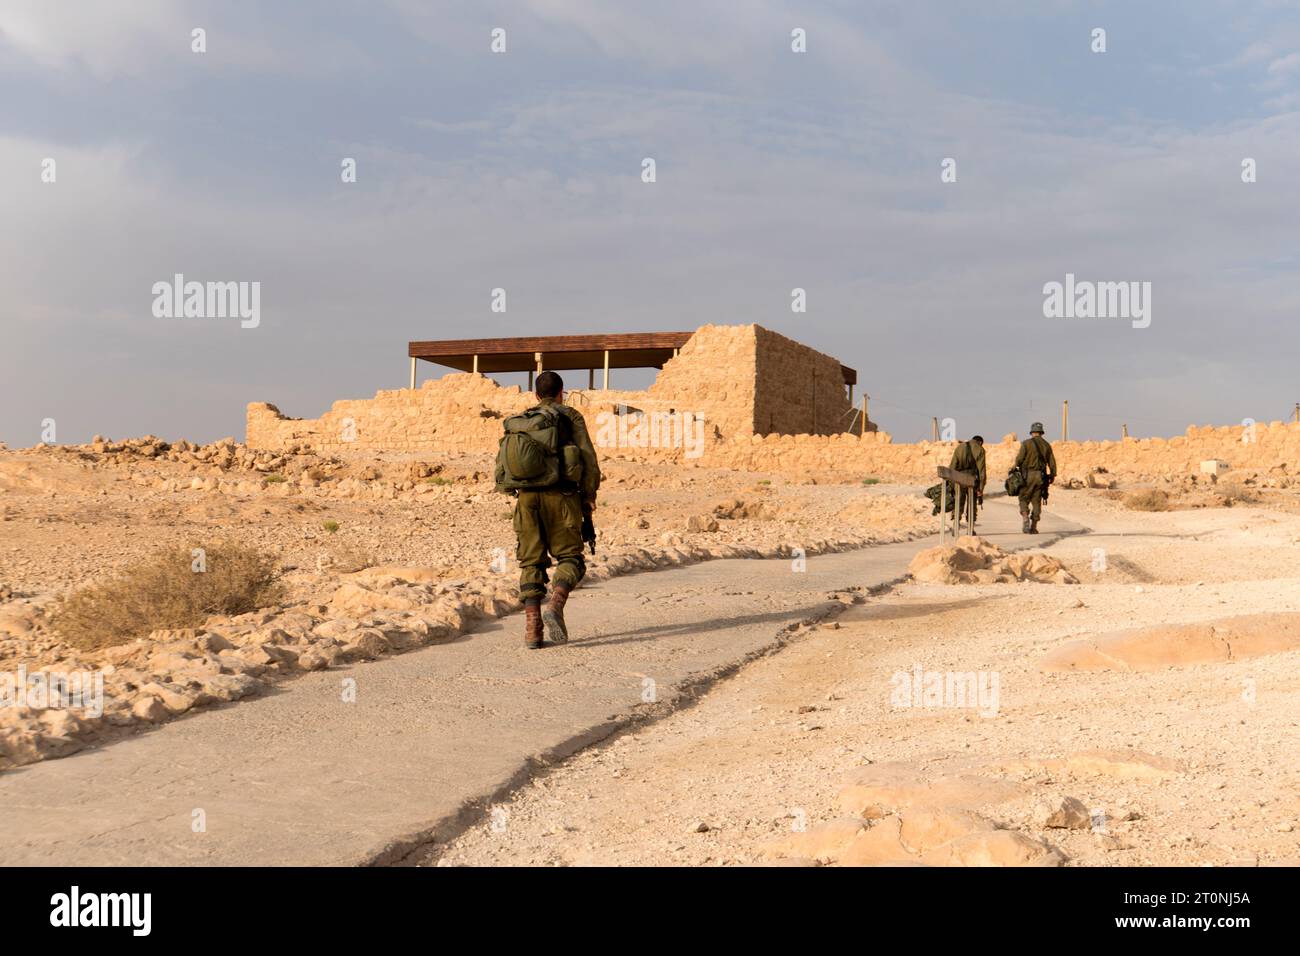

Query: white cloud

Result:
[0,0,193,78]
[1267,51,1300,75]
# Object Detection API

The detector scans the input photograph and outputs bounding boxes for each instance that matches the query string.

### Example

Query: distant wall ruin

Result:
[247,323,1300,486]
[247,324,864,454]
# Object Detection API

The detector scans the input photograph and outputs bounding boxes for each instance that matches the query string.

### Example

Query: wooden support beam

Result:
[602,350,610,389]
[472,354,479,374]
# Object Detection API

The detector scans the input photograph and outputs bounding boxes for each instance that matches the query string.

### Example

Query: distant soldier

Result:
[1014,422,1057,534]
[948,435,987,525]
[494,371,601,648]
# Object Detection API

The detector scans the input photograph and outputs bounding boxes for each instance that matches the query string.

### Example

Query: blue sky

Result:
[3,0,1299,444]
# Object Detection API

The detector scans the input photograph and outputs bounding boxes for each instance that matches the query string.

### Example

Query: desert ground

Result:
[427,491,1300,867]
[0,437,932,768]
[1,436,1298,867]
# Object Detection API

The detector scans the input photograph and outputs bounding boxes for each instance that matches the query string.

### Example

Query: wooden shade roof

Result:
[408,332,857,385]
[409,332,692,374]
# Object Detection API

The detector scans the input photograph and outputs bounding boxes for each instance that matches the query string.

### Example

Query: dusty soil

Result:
[427,491,1300,867]
[0,439,933,768]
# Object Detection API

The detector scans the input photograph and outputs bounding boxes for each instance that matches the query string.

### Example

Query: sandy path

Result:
[426,491,1300,867]
[0,499,1072,866]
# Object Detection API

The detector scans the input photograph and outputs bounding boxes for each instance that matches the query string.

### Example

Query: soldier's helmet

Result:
[1030,422,1045,434]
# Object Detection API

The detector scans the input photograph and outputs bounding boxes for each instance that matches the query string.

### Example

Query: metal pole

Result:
[409,357,416,390]
[603,350,610,389]
[472,354,479,374]
[939,481,946,544]
[1062,400,1069,442]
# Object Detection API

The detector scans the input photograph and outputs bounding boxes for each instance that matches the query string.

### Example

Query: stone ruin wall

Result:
[248,323,837,455]
[642,323,758,439]
[752,325,857,436]
[704,423,1300,485]
[248,322,1300,482]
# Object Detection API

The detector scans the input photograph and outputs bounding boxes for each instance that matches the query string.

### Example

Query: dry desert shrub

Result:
[1123,489,1172,512]
[50,543,284,650]
[1218,480,1261,504]
[324,543,375,574]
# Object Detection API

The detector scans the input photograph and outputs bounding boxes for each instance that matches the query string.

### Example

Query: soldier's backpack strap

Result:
[1031,435,1052,477]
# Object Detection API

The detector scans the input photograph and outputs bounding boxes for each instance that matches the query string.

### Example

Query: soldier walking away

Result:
[494,371,601,648]
[949,435,987,526]
[1014,422,1057,534]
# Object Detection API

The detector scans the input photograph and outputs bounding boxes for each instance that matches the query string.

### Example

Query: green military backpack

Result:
[496,405,563,491]
[1004,468,1025,497]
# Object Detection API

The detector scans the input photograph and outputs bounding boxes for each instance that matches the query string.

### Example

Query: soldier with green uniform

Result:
[948,435,987,525]
[494,371,601,649]
[1014,422,1056,534]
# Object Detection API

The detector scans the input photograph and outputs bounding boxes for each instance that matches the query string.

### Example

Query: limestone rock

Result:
[919,829,1064,867]
[131,696,169,722]
[200,674,263,702]
[760,817,868,863]
[686,514,720,533]
[1034,796,1092,829]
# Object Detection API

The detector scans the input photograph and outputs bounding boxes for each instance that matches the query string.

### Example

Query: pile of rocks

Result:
[907,536,1079,585]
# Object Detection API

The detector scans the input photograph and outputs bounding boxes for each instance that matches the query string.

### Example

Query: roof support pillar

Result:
[409,356,417,390]
[603,350,610,389]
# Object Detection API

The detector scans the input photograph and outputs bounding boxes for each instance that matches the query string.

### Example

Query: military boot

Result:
[523,599,543,649]
[1021,513,1032,534]
[1029,518,1039,535]
[542,584,571,645]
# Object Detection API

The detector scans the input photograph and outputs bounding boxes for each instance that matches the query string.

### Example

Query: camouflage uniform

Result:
[504,398,601,601]
[948,439,987,523]
[1014,432,1057,531]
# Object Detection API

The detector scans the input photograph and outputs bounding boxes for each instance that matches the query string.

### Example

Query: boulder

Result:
[1034,796,1092,829]
[759,817,868,863]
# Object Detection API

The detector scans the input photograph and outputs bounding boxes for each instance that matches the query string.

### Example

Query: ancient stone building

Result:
[247,324,868,454]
